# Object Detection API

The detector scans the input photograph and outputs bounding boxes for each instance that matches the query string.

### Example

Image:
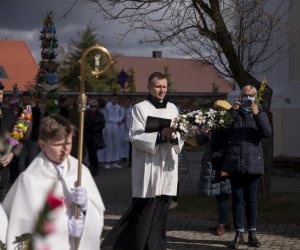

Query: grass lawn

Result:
[173,192,300,225]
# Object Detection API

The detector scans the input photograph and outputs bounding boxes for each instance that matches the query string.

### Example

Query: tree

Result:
[164,66,175,92]
[82,0,294,196]
[58,24,120,92]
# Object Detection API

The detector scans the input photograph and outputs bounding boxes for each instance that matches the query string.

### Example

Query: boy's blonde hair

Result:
[39,114,76,142]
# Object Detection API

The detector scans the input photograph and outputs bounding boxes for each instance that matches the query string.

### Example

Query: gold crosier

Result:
[75,45,113,249]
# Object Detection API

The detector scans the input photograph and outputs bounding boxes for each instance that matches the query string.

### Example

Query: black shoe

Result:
[248,231,261,247]
[230,232,244,249]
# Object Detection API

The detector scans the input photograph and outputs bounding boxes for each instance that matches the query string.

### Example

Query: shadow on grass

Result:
[174,192,300,225]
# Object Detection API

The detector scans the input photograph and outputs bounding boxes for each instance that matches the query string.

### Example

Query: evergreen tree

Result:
[164,66,174,92]
[58,25,119,92]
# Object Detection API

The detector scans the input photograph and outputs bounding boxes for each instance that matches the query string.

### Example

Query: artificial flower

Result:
[7,106,32,153]
[171,107,233,138]
[46,193,64,210]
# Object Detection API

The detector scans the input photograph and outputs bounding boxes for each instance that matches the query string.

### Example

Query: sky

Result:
[0,0,177,63]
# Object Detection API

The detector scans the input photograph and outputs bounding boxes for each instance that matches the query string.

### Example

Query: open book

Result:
[145,116,180,153]
[145,116,171,132]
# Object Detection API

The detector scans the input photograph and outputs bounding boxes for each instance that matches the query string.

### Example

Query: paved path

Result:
[95,149,300,250]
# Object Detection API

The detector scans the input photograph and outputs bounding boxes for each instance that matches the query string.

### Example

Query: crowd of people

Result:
[0,88,133,180]
[0,72,272,250]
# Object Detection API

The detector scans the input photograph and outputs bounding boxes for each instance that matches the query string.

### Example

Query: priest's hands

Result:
[71,187,88,212]
[68,215,84,238]
[161,127,175,142]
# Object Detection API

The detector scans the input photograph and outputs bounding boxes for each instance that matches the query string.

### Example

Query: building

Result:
[113,52,234,93]
[0,40,38,92]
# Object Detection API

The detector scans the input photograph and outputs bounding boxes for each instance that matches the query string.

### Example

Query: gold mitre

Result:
[214,100,232,110]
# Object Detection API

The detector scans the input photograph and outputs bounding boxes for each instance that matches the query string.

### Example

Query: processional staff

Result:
[75,44,113,249]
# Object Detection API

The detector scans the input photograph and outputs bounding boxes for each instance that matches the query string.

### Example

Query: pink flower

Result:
[38,246,50,250]
[46,193,64,210]
[42,222,56,234]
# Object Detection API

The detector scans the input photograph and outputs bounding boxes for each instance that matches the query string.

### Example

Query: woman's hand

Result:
[251,102,259,115]
[232,98,241,110]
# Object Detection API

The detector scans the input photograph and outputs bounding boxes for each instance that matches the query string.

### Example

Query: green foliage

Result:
[57,24,120,92]
[164,66,175,92]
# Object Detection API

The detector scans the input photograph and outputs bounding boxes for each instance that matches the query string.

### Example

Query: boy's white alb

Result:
[2,152,105,250]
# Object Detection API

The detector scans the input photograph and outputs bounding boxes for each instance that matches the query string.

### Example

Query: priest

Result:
[102,72,184,250]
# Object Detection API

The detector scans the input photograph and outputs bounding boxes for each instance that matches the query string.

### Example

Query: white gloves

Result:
[68,215,84,238]
[71,186,88,212]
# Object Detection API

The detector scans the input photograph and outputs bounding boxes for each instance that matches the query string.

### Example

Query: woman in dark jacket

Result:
[223,85,272,249]
[84,99,105,176]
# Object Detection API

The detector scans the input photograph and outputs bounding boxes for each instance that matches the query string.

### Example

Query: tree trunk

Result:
[261,87,274,199]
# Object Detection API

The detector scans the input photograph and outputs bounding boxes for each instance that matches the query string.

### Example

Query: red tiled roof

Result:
[113,55,233,93]
[0,40,38,92]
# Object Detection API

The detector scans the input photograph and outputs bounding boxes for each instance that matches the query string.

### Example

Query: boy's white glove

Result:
[68,215,84,238]
[71,186,88,212]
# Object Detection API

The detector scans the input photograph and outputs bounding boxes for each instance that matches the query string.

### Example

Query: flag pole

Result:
[75,45,113,250]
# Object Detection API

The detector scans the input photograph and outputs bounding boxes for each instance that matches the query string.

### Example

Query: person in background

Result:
[96,97,107,166]
[0,81,23,186]
[103,93,124,169]
[84,99,105,176]
[3,114,105,250]
[18,91,42,173]
[119,97,133,167]
[59,95,74,119]
[68,96,81,158]
[101,72,184,250]
[223,85,272,249]
[197,100,232,236]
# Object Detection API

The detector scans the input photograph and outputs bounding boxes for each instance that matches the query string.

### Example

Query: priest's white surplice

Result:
[129,100,184,198]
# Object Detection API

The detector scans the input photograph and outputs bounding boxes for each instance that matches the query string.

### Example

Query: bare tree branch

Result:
[70,0,293,89]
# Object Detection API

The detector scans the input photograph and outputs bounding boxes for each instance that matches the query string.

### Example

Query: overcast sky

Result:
[0,0,177,63]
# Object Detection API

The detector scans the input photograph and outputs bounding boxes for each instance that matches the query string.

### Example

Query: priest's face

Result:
[39,135,72,164]
[148,78,168,101]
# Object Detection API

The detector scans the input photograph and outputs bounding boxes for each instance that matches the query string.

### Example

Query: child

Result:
[2,114,105,250]
[0,203,7,244]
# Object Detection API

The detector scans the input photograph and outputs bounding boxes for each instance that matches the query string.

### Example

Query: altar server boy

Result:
[3,114,105,250]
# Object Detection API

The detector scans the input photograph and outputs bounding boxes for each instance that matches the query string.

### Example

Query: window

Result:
[0,66,8,79]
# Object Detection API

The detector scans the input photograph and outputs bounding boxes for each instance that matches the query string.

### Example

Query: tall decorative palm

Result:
[35,11,60,114]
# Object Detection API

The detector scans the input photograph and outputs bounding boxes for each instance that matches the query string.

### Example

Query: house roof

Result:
[0,40,38,92]
[113,55,233,93]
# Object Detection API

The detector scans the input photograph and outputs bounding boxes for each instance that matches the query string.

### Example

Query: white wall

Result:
[272,108,300,157]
